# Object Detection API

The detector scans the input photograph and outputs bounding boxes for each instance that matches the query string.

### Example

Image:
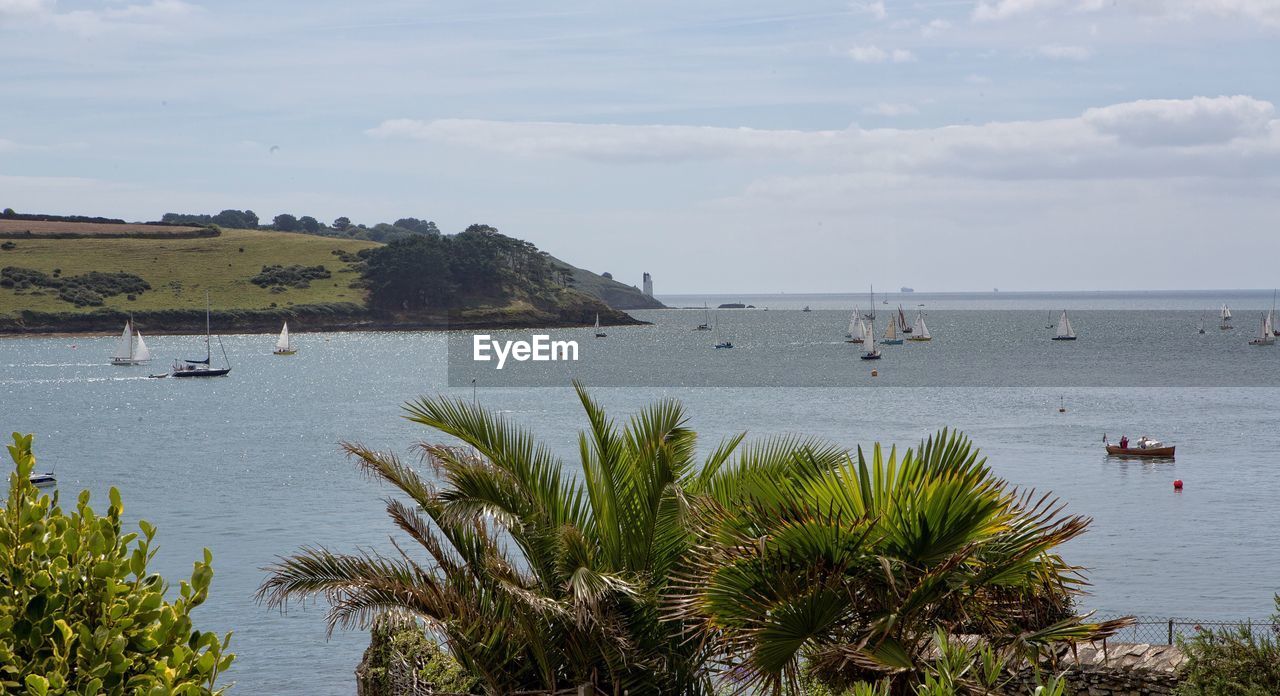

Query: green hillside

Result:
[0,227,376,316]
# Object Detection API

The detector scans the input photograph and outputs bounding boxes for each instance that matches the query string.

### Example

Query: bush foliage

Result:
[1176,597,1280,696]
[1,267,151,307]
[0,433,233,694]
[249,264,331,289]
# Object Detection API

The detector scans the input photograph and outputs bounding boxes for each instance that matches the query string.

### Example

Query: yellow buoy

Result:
[871,369,878,377]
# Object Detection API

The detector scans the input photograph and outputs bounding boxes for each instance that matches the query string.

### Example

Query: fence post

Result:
[1167,619,1174,645]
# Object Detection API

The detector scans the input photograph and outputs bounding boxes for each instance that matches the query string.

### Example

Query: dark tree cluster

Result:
[1,266,151,307]
[359,224,566,311]
[160,210,259,229]
[250,264,332,289]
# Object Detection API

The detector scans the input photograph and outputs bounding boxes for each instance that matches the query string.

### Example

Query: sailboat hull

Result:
[860,353,881,360]
[906,337,931,342]
[273,349,298,355]
[109,358,149,365]
[172,368,231,378]
[881,339,904,345]
[1106,445,1175,458]
[1051,336,1077,341]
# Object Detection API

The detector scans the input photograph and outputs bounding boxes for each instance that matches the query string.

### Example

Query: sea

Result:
[3,289,1279,694]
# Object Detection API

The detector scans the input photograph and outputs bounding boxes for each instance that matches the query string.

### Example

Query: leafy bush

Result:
[358,613,479,695]
[0,433,233,694]
[0,267,150,306]
[1176,598,1280,696]
[0,242,15,251]
[250,264,331,289]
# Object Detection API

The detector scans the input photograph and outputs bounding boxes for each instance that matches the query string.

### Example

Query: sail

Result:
[1056,310,1075,338]
[134,332,151,362]
[897,306,907,331]
[276,322,291,350]
[858,319,869,342]
[594,314,600,330]
[1261,314,1272,341]
[913,312,930,338]
[847,312,859,337]
[866,323,878,352]
[112,321,133,360]
[884,319,896,339]
[1221,304,1232,320]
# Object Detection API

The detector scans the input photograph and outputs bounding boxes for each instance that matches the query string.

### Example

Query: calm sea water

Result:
[3,290,1279,694]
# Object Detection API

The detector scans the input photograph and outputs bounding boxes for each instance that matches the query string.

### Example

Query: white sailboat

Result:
[273,321,297,355]
[1220,304,1233,330]
[845,308,864,343]
[906,311,932,341]
[1052,310,1077,341]
[860,319,881,360]
[594,314,607,338]
[1248,313,1275,346]
[695,302,711,331]
[109,320,152,365]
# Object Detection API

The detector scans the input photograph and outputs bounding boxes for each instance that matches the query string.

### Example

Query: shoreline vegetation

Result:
[0,210,660,335]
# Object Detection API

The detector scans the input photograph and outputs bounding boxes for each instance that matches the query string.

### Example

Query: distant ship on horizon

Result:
[900,286,915,293]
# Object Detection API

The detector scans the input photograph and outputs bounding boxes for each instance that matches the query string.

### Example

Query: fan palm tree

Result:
[666,430,1130,695]
[258,383,849,695]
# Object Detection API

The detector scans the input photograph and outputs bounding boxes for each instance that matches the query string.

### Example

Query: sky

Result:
[1,0,1278,293]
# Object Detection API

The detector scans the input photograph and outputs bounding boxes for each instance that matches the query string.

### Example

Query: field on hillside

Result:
[0,219,206,237]
[0,228,378,315]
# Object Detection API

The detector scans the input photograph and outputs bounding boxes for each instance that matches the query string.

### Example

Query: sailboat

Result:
[1220,304,1233,330]
[594,314,607,338]
[713,312,733,349]
[109,319,152,365]
[1052,310,1077,341]
[844,307,864,343]
[695,302,711,331]
[1198,315,1206,334]
[906,311,932,341]
[1045,311,1054,329]
[1248,313,1275,346]
[898,305,911,334]
[1271,291,1279,336]
[881,316,903,345]
[863,285,876,321]
[171,292,231,377]
[860,319,881,360]
[273,321,297,355]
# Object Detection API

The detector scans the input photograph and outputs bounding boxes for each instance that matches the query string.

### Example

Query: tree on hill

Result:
[272,214,299,232]
[211,209,251,229]
[299,215,320,233]
[393,217,440,235]
[333,216,351,231]
[1,208,15,219]
[361,234,455,310]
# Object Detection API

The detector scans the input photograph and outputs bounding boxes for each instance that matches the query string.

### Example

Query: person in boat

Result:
[1119,435,1129,449]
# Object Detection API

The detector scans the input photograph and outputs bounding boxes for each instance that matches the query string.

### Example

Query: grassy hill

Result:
[0,223,642,332]
[548,257,665,310]
[0,227,376,316]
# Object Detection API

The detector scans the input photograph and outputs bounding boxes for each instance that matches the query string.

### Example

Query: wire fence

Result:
[1094,615,1280,645]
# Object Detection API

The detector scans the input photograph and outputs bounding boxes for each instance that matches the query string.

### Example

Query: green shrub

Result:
[0,433,234,694]
[250,264,331,289]
[1176,598,1280,696]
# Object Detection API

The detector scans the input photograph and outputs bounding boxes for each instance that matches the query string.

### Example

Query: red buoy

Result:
[1173,479,1183,490]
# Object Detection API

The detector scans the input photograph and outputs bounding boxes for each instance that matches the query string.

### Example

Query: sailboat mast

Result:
[205,290,211,363]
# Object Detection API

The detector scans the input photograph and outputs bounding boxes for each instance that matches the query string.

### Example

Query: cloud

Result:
[0,0,50,18]
[0,0,199,35]
[972,0,1280,26]
[849,44,916,63]
[852,0,886,20]
[369,96,1280,181]
[921,18,951,37]
[863,102,919,116]
[1083,95,1275,146]
[1038,44,1093,60]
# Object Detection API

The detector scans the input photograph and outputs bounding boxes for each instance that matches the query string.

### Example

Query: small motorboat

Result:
[802,306,811,312]
[29,472,56,487]
[714,341,734,349]
[1105,435,1175,458]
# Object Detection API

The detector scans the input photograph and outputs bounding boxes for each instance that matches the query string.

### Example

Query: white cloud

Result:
[921,18,951,37]
[0,0,199,35]
[852,0,886,20]
[369,96,1280,181]
[1038,44,1093,60]
[863,102,919,116]
[849,44,888,62]
[1083,95,1275,146]
[972,0,1280,26]
[0,0,50,18]
[849,44,916,63]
